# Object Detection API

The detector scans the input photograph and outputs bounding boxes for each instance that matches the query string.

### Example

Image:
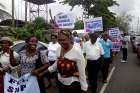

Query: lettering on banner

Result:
[6,77,28,93]
[84,17,103,32]
[112,41,121,52]
[55,13,75,29]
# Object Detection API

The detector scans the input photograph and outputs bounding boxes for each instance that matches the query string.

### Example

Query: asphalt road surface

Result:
[104,46,140,93]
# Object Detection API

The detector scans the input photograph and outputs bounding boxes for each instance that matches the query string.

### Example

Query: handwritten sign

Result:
[109,28,120,39]
[55,13,75,29]
[112,40,121,52]
[84,17,103,32]
[4,73,40,93]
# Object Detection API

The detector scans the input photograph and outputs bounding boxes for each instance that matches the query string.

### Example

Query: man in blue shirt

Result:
[100,33,112,83]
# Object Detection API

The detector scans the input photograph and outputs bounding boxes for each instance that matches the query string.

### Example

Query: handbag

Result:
[57,48,79,78]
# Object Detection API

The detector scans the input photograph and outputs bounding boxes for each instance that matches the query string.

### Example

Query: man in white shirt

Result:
[84,33,104,93]
[47,34,61,88]
[48,34,61,65]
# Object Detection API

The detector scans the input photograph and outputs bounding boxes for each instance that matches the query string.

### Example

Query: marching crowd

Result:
[0,30,129,93]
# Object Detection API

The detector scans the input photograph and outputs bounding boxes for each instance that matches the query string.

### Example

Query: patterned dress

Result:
[19,50,48,93]
[19,50,48,76]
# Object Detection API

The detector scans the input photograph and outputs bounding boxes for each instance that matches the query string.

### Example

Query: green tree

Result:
[116,12,132,32]
[1,17,52,43]
[33,17,46,30]
[74,20,84,30]
[62,0,118,30]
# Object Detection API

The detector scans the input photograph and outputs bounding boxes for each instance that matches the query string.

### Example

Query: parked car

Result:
[136,44,140,58]
[132,36,140,53]
[12,40,48,53]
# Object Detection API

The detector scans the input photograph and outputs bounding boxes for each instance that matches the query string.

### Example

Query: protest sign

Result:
[4,73,40,93]
[55,13,75,29]
[112,40,122,52]
[84,17,103,32]
[109,28,120,39]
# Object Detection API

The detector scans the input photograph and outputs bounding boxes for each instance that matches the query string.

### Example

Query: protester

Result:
[73,31,82,49]
[121,33,129,63]
[0,37,19,93]
[83,34,90,65]
[84,33,90,42]
[39,30,88,93]
[100,33,112,83]
[47,34,61,88]
[84,33,104,93]
[18,36,49,93]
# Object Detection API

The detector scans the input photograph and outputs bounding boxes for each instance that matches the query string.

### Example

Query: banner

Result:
[55,13,75,29]
[112,40,122,52]
[84,17,103,32]
[109,28,120,39]
[4,73,40,93]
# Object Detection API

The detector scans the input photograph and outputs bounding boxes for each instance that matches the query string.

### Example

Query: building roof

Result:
[0,19,25,27]
[0,9,12,21]
[25,0,55,5]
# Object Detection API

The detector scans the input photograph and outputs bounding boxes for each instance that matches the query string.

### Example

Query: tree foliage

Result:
[62,0,119,30]
[74,20,84,30]
[1,17,52,43]
[116,13,132,32]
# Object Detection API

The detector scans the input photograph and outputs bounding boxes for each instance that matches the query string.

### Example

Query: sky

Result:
[0,0,140,30]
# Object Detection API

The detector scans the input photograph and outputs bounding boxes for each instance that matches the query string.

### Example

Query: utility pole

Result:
[131,24,133,31]
[12,0,15,28]
[45,4,48,23]
[25,0,28,23]
[137,17,139,33]
[37,5,40,17]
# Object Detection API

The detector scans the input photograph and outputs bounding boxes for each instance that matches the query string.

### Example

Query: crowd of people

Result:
[0,30,128,93]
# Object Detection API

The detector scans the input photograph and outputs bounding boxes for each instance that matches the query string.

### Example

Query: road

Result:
[104,46,140,93]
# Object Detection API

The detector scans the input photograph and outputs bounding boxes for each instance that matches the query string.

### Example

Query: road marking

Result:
[99,66,116,93]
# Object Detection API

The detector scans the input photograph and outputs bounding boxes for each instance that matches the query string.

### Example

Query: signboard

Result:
[55,13,75,29]
[4,73,40,93]
[84,17,103,32]
[109,28,120,39]
[112,40,122,52]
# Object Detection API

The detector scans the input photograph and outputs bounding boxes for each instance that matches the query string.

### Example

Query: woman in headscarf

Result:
[0,37,19,93]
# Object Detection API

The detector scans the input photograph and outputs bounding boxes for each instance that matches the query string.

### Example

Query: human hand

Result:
[3,66,10,72]
[81,90,87,93]
[31,70,39,76]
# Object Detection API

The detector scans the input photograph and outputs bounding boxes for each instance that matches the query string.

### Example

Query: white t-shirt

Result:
[48,46,88,91]
[48,42,61,61]
[84,40,104,60]
[0,51,19,68]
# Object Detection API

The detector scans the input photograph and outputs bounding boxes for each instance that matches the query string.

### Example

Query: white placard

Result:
[55,13,75,29]
[4,73,40,93]
[84,17,103,32]
[109,27,120,39]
